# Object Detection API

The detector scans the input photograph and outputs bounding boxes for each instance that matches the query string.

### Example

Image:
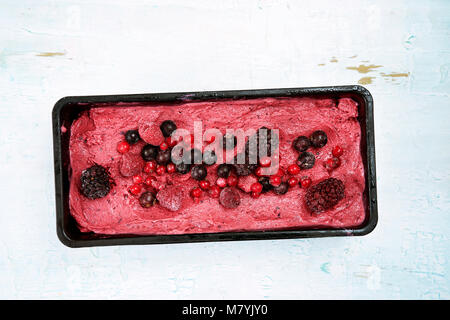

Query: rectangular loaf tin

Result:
[52,85,377,248]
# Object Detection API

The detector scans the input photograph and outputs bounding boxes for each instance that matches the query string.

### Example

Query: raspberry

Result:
[305,178,345,213]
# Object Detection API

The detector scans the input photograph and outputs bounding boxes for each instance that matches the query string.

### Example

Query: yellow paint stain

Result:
[380,72,409,78]
[330,57,338,63]
[349,55,358,59]
[358,76,375,85]
[36,52,65,57]
[346,64,382,74]
[318,63,326,66]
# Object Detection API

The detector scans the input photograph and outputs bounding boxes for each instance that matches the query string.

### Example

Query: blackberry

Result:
[191,164,207,181]
[233,162,258,176]
[305,178,345,213]
[292,136,311,152]
[80,165,111,199]
[297,151,315,169]
[310,130,328,148]
[160,120,177,137]
[141,144,159,161]
[258,176,273,193]
[125,130,140,145]
[139,191,157,208]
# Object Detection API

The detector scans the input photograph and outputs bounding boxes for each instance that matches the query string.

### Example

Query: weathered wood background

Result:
[0,0,448,299]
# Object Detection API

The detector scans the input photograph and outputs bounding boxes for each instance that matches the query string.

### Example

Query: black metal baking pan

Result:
[52,85,377,248]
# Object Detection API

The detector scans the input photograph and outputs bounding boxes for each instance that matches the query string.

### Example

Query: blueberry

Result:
[297,151,315,169]
[191,164,207,181]
[175,162,191,174]
[273,182,289,195]
[156,149,171,165]
[203,150,217,166]
[292,136,311,152]
[310,130,327,148]
[141,144,159,161]
[124,130,140,145]
[139,191,157,208]
[160,120,177,138]
[217,164,232,178]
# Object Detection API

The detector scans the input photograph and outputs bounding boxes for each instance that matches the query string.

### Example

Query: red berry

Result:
[287,164,300,175]
[325,157,341,171]
[117,141,130,154]
[301,177,312,188]
[129,184,142,195]
[226,175,238,187]
[166,136,178,147]
[160,141,169,151]
[132,175,143,184]
[270,175,281,187]
[275,168,285,177]
[250,182,263,194]
[255,167,264,177]
[251,191,261,199]
[205,135,216,144]
[209,185,221,198]
[190,187,202,198]
[288,177,299,187]
[216,177,227,188]
[199,180,211,190]
[166,163,176,174]
[259,156,272,168]
[332,145,344,158]
[143,160,157,173]
[156,165,166,175]
[144,176,156,186]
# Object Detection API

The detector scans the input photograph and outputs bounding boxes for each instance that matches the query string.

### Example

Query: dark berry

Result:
[139,191,157,208]
[160,120,177,138]
[80,165,111,199]
[258,177,273,193]
[310,130,328,148]
[273,182,289,195]
[305,178,345,213]
[203,150,217,166]
[233,162,258,176]
[141,144,159,161]
[226,175,238,187]
[297,152,315,169]
[292,136,311,152]
[182,148,202,164]
[217,164,232,178]
[156,149,171,165]
[125,130,140,145]
[223,133,237,150]
[219,187,241,209]
[175,162,191,174]
[191,164,207,181]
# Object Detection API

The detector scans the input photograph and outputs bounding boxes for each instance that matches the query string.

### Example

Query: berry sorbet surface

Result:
[69,97,366,235]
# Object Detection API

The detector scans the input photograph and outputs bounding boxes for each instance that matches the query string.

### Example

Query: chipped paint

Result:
[330,57,338,63]
[380,72,409,78]
[36,52,65,57]
[358,76,375,84]
[346,64,382,74]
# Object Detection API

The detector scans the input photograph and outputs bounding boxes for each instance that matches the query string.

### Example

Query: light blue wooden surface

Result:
[0,0,448,299]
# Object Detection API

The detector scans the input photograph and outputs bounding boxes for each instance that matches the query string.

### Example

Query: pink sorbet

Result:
[69,97,366,235]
